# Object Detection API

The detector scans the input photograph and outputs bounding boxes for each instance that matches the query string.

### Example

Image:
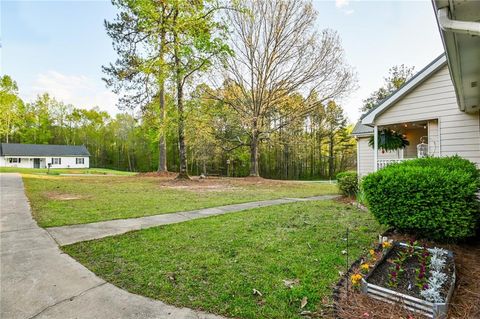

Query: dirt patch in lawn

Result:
[154,176,294,192]
[138,171,178,178]
[161,183,242,192]
[334,232,480,319]
[46,192,87,201]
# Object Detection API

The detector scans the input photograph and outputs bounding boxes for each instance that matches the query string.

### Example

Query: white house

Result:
[0,143,90,169]
[353,0,479,176]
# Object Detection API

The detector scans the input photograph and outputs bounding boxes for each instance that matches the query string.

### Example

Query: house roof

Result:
[361,53,447,126]
[0,143,90,157]
[351,122,373,136]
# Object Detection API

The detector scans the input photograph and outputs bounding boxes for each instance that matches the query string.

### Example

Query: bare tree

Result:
[213,0,356,176]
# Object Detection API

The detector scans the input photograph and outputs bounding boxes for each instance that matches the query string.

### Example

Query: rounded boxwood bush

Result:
[336,171,358,197]
[362,156,479,241]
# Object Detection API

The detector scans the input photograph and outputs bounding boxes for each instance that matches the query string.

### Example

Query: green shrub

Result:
[362,156,479,241]
[336,171,358,197]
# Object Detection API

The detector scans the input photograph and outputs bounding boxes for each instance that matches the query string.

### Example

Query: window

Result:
[51,158,61,165]
[8,158,21,163]
[76,158,84,165]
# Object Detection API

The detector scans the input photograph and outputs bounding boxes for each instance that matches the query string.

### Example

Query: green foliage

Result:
[336,171,358,197]
[362,156,480,241]
[0,75,24,143]
[361,64,415,112]
[368,128,409,152]
[63,201,383,319]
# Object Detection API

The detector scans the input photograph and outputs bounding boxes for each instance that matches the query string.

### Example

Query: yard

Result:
[64,200,384,319]
[21,174,339,227]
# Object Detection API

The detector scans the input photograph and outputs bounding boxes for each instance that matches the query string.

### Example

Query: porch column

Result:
[373,125,378,171]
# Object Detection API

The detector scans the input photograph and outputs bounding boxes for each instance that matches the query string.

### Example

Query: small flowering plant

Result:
[351,273,363,288]
[382,240,392,250]
[416,245,430,290]
[387,259,403,288]
[360,262,370,274]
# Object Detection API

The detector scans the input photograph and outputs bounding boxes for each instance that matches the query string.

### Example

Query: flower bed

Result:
[358,241,455,319]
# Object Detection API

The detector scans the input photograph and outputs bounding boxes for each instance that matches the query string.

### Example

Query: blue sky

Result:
[1,0,444,122]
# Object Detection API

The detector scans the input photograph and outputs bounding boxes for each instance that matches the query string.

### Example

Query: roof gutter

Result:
[437,7,480,36]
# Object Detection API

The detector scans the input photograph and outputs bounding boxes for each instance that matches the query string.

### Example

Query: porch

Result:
[3,157,47,169]
[373,119,439,171]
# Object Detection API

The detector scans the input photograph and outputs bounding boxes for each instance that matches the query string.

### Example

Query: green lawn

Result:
[64,200,383,319]
[22,175,338,227]
[0,167,136,175]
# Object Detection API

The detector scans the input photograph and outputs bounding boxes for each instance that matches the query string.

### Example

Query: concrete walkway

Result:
[0,173,226,319]
[47,195,338,246]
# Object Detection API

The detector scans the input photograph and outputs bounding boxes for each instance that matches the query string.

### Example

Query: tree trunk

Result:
[157,30,167,173]
[174,29,189,180]
[328,134,334,179]
[249,131,259,177]
[176,84,189,179]
[157,82,167,172]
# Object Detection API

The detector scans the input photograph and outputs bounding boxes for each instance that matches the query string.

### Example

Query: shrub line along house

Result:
[353,0,480,176]
[0,143,90,169]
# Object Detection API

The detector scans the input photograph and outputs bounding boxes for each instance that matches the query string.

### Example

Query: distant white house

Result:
[352,0,480,176]
[0,143,90,169]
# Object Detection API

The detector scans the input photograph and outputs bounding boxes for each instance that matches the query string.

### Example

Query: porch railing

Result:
[377,159,409,170]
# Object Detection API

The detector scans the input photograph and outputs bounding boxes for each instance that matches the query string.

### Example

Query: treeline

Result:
[1,0,358,179]
[0,75,355,178]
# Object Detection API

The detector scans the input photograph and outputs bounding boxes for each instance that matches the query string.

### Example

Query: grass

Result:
[0,167,136,176]
[22,175,339,227]
[64,200,384,319]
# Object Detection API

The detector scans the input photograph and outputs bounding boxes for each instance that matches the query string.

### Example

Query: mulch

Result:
[333,231,480,319]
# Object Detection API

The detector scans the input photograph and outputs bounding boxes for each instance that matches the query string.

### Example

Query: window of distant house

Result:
[52,158,61,165]
[76,158,84,164]
[8,158,21,163]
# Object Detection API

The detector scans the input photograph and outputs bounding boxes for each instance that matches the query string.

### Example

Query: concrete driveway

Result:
[0,173,224,319]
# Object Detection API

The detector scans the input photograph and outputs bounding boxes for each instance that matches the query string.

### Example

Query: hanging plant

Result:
[369,129,409,152]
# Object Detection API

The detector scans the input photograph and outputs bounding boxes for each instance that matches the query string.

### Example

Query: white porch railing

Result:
[377,159,409,170]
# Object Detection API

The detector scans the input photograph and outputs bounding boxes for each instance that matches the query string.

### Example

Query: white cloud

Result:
[335,0,354,15]
[335,0,349,9]
[28,70,119,115]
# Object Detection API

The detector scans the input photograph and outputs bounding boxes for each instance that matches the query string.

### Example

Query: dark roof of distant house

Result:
[351,122,373,136]
[0,143,90,157]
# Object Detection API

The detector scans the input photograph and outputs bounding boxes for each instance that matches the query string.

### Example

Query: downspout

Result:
[437,7,480,36]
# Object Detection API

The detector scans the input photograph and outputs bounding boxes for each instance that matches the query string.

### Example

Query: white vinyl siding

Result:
[375,65,480,166]
[357,137,374,177]
[0,156,89,169]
